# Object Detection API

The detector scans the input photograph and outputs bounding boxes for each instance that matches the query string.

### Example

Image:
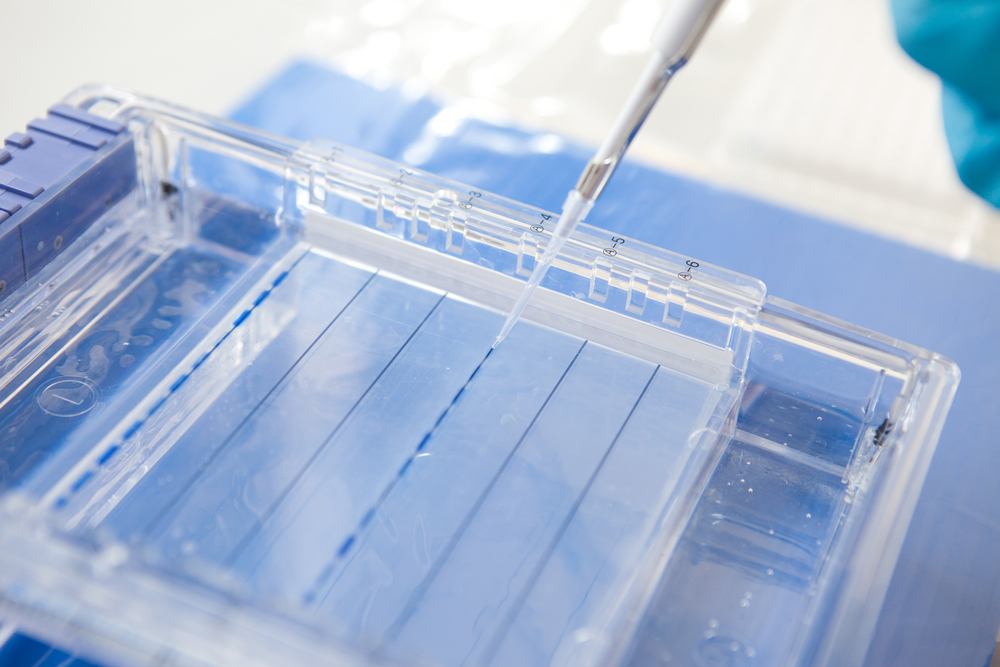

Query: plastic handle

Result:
[653,0,726,63]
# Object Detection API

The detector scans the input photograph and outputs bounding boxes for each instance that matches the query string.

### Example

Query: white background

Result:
[3,0,999,266]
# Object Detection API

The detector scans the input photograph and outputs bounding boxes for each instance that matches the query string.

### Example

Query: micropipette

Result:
[493,0,727,347]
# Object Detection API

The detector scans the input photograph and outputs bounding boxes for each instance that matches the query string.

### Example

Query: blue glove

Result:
[891,0,1000,207]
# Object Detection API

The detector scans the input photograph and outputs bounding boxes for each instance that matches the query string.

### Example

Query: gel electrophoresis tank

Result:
[0,87,958,667]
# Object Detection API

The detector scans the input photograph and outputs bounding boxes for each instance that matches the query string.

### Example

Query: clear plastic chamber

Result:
[0,86,958,667]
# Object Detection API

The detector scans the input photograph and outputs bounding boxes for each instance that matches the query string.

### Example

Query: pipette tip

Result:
[492,276,539,348]
[492,191,594,349]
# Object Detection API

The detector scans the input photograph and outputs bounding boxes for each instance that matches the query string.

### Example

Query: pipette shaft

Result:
[493,0,726,347]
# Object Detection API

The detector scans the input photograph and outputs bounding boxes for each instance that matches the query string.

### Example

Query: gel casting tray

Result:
[0,87,958,667]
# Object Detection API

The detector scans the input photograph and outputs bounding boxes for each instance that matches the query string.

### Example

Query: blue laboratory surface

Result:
[0,633,101,667]
[225,61,1000,667]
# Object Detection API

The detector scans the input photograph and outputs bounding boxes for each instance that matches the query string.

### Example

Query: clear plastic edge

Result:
[0,498,392,667]
[756,298,961,667]
[802,353,960,667]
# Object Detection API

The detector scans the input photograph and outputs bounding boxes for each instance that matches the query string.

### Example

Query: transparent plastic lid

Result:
[0,86,958,667]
